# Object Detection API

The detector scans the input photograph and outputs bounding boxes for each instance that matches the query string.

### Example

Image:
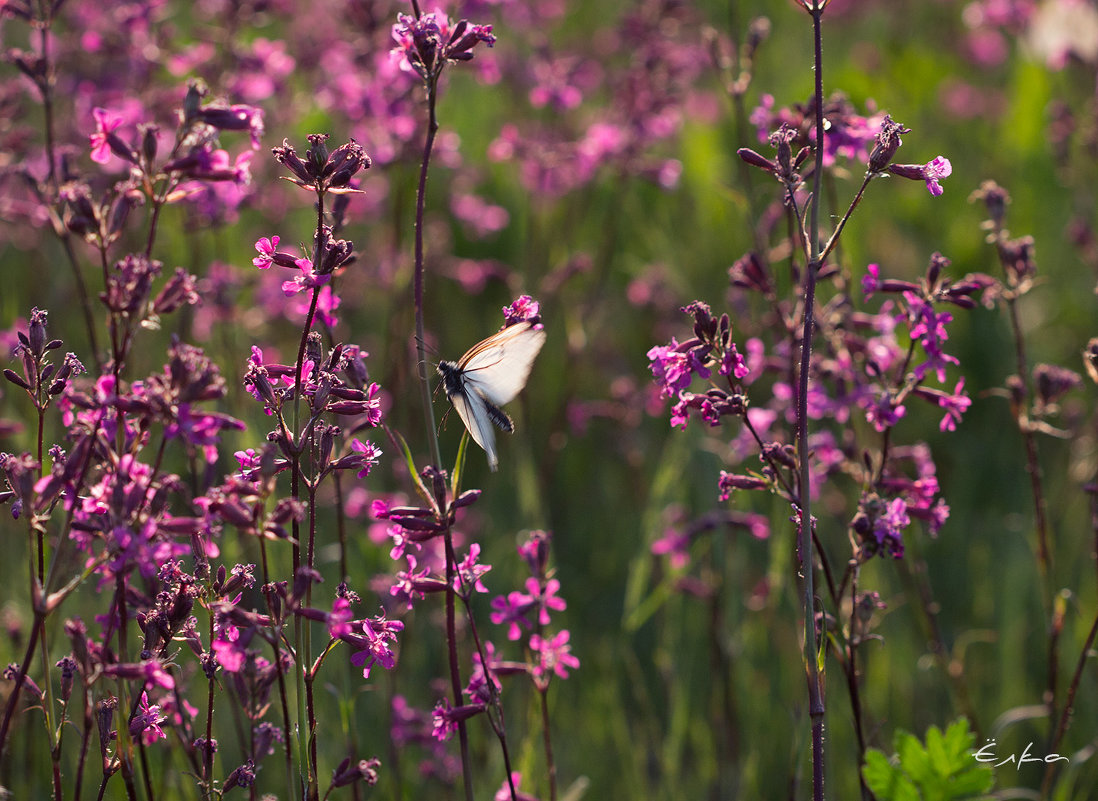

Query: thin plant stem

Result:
[1041,608,1098,797]
[798,6,827,801]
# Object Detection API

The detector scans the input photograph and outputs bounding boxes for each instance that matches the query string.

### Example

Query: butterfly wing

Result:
[448,386,501,471]
[458,322,547,406]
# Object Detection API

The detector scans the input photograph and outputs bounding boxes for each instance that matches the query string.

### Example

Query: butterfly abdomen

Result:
[483,398,515,433]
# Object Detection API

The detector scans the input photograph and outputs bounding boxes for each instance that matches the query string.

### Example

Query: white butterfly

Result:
[437,320,547,471]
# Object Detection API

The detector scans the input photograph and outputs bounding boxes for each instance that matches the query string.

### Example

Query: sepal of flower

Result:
[164,145,253,185]
[192,102,265,148]
[102,659,175,689]
[529,630,580,682]
[717,471,769,501]
[451,488,482,511]
[318,382,383,421]
[861,263,921,299]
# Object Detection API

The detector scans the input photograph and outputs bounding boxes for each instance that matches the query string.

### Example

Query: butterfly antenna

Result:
[415,334,440,358]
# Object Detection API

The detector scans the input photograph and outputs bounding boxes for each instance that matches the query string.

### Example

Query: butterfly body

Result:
[437,321,546,471]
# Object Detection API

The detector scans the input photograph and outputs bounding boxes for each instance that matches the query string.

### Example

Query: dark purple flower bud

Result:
[193,735,218,756]
[926,252,950,288]
[331,757,381,788]
[1033,363,1082,412]
[96,696,118,754]
[447,23,496,60]
[252,723,283,758]
[60,182,99,238]
[768,124,798,178]
[272,140,312,184]
[306,133,331,178]
[971,180,1010,227]
[319,237,354,274]
[3,663,42,700]
[9,49,46,83]
[65,618,90,671]
[319,424,338,468]
[107,185,144,243]
[139,123,159,164]
[1000,236,1036,285]
[196,104,264,139]
[292,567,323,603]
[27,307,48,357]
[737,147,777,174]
[868,115,910,172]
[452,489,481,509]
[323,140,370,188]
[3,369,30,391]
[222,759,256,791]
[153,268,199,314]
[3,452,38,514]
[57,656,77,703]
[729,251,773,294]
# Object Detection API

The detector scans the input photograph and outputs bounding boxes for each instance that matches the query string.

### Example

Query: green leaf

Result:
[863,720,994,801]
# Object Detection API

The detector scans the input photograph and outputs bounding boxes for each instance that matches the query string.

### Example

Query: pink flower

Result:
[89,108,124,165]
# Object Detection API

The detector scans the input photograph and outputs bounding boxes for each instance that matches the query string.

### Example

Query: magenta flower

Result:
[873,497,911,558]
[502,294,541,326]
[346,613,404,679]
[489,589,536,641]
[253,236,280,269]
[129,692,167,746]
[89,107,124,164]
[281,257,330,297]
[922,156,952,196]
[212,624,247,673]
[936,379,972,432]
[327,598,354,639]
[862,263,882,298]
[287,284,342,328]
[453,544,491,595]
[651,527,691,570]
[887,156,953,196]
[529,630,580,680]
